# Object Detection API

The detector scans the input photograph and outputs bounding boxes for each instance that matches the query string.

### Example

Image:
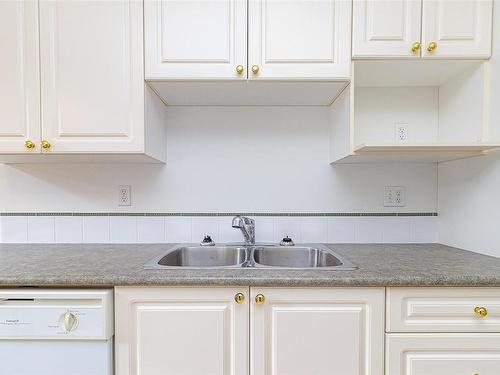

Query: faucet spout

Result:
[232,216,255,245]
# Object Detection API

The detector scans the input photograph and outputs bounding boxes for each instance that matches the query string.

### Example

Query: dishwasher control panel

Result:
[0,289,113,339]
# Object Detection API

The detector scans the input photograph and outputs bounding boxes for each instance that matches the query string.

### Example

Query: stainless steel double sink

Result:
[144,244,356,270]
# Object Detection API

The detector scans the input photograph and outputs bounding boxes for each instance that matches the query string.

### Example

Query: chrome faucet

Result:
[232,216,255,245]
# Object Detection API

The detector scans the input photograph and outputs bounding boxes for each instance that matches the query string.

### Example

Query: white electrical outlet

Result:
[384,186,406,207]
[395,123,408,142]
[118,185,132,206]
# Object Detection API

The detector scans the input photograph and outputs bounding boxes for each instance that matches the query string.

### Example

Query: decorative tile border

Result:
[0,212,438,217]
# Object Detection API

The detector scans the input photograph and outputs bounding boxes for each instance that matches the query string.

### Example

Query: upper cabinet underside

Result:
[145,0,352,105]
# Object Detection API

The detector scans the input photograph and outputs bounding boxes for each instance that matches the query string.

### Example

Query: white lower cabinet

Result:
[386,333,500,375]
[387,287,500,332]
[115,287,249,375]
[115,287,385,375]
[250,287,385,375]
[116,286,500,375]
[386,287,500,375]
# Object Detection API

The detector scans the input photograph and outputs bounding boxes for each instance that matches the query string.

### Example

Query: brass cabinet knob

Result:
[427,41,437,52]
[234,293,245,304]
[474,306,488,318]
[255,294,265,305]
[41,140,51,150]
[24,140,36,149]
[411,41,421,52]
[251,65,260,74]
[236,65,244,75]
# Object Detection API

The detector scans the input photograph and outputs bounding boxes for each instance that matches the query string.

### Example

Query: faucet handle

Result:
[280,236,295,246]
[200,235,215,246]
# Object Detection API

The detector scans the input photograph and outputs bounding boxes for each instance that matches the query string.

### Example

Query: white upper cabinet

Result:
[248,0,351,79]
[145,0,351,80]
[39,0,145,154]
[145,0,351,105]
[352,0,422,58]
[422,0,493,58]
[0,1,40,154]
[145,0,247,79]
[353,0,493,59]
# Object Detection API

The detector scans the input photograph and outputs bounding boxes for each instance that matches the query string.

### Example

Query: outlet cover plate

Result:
[395,123,408,142]
[384,186,406,207]
[118,185,132,206]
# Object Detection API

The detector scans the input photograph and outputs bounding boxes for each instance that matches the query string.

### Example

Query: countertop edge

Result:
[2,277,500,288]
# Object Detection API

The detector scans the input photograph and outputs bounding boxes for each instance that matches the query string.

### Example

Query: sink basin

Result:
[144,246,247,269]
[144,244,356,270]
[252,245,355,269]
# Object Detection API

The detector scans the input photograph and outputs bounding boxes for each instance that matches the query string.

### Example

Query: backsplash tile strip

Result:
[1,214,438,244]
[0,212,438,217]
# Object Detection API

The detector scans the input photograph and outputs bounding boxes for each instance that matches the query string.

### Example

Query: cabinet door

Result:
[352,0,422,58]
[115,287,249,375]
[386,333,500,375]
[251,288,384,375]
[144,0,247,79]
[39,0,144,153]
[422,0,493,59]
[248,0,351,79]
[0,0,40,154]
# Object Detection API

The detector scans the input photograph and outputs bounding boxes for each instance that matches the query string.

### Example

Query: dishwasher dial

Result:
[59,311,78,332]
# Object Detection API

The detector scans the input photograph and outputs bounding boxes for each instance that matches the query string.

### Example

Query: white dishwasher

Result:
[0,289,114,375]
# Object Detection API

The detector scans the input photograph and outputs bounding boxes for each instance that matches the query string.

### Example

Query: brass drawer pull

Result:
[474,306,488,318]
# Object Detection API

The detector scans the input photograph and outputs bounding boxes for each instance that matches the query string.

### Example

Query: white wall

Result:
[0,106,437,213]
[438,4,500,257]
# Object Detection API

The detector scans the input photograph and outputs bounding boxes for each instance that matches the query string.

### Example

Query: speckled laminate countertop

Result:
[0,243,499,287]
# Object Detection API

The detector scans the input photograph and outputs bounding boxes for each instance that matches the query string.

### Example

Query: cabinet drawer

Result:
[387,288,500,332]
[386,333,500,375]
